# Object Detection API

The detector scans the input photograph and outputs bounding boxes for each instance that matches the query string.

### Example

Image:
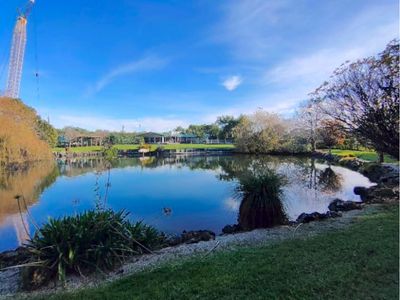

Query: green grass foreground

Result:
[326,149,398,163]
[38,205,399,300]
[53,144,235,153]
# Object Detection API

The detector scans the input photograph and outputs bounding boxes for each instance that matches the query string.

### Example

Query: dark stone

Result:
[0,247,30,268]
[379,174,399,186]
[360,186,399,203]
[222,224,242,234]
[181,230,216,244]
[328,199,362,212]
[165,235,182,246]
[325,211,342,218]
[361,163,391,182]
[354,186,368,197]
[116,269,124,275]
[296,210,342,224]
[339,158,363,170]
[296,212,328,223]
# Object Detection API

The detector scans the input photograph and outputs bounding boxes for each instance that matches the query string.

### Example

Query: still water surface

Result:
[0,155,374,251]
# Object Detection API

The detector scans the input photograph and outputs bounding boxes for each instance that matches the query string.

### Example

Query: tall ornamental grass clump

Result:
[237,169,288,229]
[24,209,164,287]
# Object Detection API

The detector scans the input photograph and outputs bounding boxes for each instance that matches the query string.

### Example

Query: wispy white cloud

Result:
[212,0,288,61]
[85,55,168,97]
[265,21,398,87]
[208,1,399,119]
[222,75,242,91]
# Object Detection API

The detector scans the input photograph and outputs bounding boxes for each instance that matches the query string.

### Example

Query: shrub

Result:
[24,209,164,287]
[139,143,152,150]
[101,146,118,160]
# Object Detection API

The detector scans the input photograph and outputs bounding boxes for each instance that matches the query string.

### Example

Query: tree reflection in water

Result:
[318,166,343,194]
[0,161,58,245]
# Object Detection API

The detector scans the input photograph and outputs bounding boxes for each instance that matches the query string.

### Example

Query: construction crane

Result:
[4,0,35,99]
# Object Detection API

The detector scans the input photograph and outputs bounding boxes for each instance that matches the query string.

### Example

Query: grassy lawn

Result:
[53,144,235,153]
[325,149,398,163]
[39,205,399,300]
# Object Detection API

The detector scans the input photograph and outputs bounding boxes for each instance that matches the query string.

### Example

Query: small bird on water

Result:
[163,207,172,216]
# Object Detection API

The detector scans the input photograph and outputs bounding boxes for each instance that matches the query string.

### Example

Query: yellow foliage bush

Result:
[0,97,52,166]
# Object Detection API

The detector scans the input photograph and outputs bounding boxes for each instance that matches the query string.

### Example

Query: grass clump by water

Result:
[39,205,399,300]
[236,169,287,229]
[23,209,164,289]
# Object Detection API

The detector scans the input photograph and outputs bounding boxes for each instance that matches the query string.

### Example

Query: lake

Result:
[0,155,374,252]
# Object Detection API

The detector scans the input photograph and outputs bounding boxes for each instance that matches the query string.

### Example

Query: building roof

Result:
[138,132,165,138]
[178,133,198,138]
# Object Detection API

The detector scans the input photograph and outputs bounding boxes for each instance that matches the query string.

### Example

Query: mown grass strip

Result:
[328,149,398,163]
[39,205,399,300]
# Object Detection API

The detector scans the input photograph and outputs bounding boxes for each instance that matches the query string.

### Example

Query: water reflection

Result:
[0,162,58,246]
[318,166,343,193]
[0,155,374,251]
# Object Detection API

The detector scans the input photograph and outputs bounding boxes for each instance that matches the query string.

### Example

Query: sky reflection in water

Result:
[0,155,374,251]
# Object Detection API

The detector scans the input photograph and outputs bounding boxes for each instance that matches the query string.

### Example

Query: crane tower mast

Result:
[4,0,35,99]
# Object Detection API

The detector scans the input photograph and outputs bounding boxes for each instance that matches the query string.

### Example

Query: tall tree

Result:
[313,40,399,160]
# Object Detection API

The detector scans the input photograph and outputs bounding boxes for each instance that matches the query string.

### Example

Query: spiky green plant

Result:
[25,209,164,285]
[236,169,288,230]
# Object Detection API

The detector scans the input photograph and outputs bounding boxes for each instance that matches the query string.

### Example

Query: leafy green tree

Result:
[217,115,241,141]
[174,126,185,133]
[36,118,58,147]
[203,124,221,139]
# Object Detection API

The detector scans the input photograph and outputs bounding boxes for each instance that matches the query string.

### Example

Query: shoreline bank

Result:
[0,204,390,299]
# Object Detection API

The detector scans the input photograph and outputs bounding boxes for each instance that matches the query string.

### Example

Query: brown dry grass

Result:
[0,97,52,166]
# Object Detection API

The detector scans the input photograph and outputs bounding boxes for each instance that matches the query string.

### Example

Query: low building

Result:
[138,132,200,144]
[139,132,166,144]
[57,135,103,147]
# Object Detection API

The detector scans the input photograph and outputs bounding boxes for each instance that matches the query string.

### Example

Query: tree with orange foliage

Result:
[0,97,53,166]
[317,120,345,154]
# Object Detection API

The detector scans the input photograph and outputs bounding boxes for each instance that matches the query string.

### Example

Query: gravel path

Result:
[0,204,381,300]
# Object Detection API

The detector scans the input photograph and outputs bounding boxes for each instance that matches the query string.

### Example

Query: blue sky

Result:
[0,0,398,132]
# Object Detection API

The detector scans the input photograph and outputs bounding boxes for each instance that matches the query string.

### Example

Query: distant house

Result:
[138,132,200,144]
[175,133,199,144]
[139,132,166,144]
[57,135,103,147]
[57,135,69,147]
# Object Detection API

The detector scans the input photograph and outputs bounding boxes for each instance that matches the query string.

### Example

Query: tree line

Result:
[52,40,398,161]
